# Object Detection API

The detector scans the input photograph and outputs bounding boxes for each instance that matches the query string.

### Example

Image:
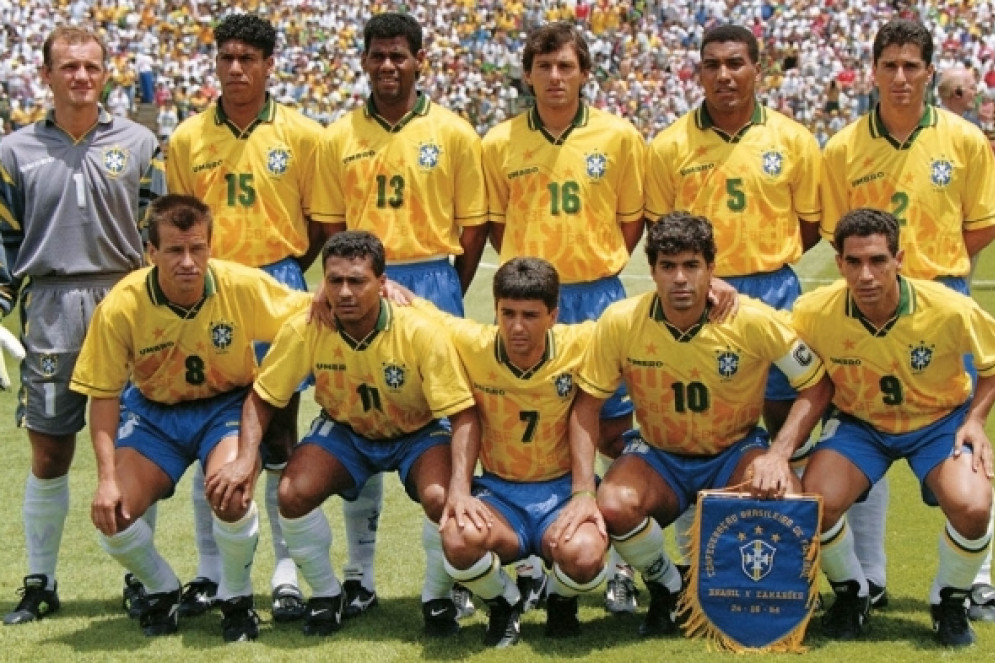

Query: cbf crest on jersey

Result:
[679,491,822,652]
[553,372,574,398]
[102,146,129,178]
[761,148,784,178]
[266,146,292,176]
[210,320,235,352]
[716,348,740,379]
[585,150,608,181]
[417,142,442,171]
[383,363,406,390]
[39,353,58,378]
[930,157,954,189]
[909,341,934,372]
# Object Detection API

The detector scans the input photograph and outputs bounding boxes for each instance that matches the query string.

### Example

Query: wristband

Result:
[571,490,597,500]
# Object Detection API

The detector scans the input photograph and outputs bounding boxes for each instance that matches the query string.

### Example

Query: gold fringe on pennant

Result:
[676,490,823,654]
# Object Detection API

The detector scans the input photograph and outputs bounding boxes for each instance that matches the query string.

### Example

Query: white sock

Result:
[973,488,994,586]
[606,547,631,577]
[24,473,69,587]
[192,464,221,581]
[342,473,382,591]
[142,502,158,532]
[213,502,259,601]
[514,555,545,580]
[550,562,606,597]
[611,518,681,592]
[932,520,993,604]
[445,552,519,604]
[673,506,695,565]
[98,518,179,595]
[849,478,888,587]
[819,517,868,595]
[265,471,297,590]
[421,517,454,602]
[280,509,341,598]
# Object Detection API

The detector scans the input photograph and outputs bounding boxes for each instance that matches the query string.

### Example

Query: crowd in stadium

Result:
[2,0,995,141]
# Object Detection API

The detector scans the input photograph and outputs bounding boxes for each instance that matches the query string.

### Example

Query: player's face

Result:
[525,44,589,112]
[148,221,211,307]
[362,36,424,107]
[216,40,273,108]
[496,298,558,366]
[651,250,713,315]
[41,38,108,110]
[323,255,386,335]
[873,43,933,111]
[836,233,904,313]
[699,41,759,117]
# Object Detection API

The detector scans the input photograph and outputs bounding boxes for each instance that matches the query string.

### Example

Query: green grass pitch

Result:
[0,241,993,661]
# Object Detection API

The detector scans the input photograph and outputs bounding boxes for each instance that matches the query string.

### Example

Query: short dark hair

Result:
[833,208,900,256]
[322,231,386,277]
[214,13,277,58]
[873,19,932,66]
[43,26,107,69]
[493,257,560,312]
[147,194,212,248]
[523,22,592,75]
[363,12,422,55]
[646,212,717,266]
[700,24,759,64]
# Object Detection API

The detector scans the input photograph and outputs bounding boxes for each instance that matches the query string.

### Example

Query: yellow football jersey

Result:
[482,103,645,283]
[645,103,821,277]
[71,260,310,403]
[791,277,995,433]
[166,96,326,267]
[311,94,487,261]
[255,300,475,440]
[415,299,590,482]
[821,106,995,279]
[578,292,825,455]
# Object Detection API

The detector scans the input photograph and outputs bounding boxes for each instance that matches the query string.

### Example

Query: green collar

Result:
[364,92,430,133]
[336,299,390,350]
[145,264,217,318]
[695,101,765,143]
[214,94,276,139]
[650,295,710,342]
[869,103,936,150]
[846,276,914,336]
[494,329,554,379]
[527,101,589,145]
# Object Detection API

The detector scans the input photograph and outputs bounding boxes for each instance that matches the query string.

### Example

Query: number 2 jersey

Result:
[791,276,995,433]
[577,292,825,455]
[254,299,475,440]
[70,260,310,403]
[415,299,590,482]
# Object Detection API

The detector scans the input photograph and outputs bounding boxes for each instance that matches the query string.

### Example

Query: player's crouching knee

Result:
[276,478,320,520]
[419,484,448,523]
[597,484,643,533]
[212,494,253,523]
[441,524,490,570]
[553,540,606,586]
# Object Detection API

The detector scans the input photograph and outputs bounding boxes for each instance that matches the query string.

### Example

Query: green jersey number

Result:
[376,174,405,208]
[726,178,746,212]
[519,410,539,443]
[224,173,256,207]
[357,384,383,412]
[890,192,909,226]
[185,355,206,385]
[548,181,581,215]
[672,381,710,413]
[879,375,904,406]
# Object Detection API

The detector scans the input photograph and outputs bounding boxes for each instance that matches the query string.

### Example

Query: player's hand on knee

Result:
[548,491,606,547]
[205,458,257,513]
[440,493,492,533]
[91,480,128,536]
[745,453,792,500]
[956,421,995,479]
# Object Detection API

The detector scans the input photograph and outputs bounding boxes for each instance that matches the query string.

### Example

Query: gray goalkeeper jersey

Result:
[0,106,164,312]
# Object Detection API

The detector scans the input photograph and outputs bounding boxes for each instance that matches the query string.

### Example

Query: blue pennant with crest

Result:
[678,491,822,652]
